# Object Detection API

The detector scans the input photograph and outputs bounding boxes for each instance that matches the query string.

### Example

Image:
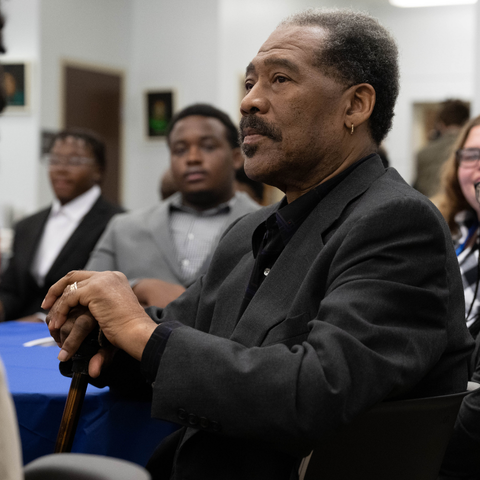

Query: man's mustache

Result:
[239,115,283,143]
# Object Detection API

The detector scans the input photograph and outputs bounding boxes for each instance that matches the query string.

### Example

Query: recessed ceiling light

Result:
[390,0,477,6]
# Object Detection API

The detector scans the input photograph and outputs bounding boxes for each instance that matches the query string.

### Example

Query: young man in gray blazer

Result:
[46,9,474,480]
[86,104,260,307]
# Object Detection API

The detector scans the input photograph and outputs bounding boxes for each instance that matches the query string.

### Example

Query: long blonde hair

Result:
[437,115,480,234]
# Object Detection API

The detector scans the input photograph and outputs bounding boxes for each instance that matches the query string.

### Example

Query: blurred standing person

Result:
[414,99,469,198]
[0,129,123,322]
[437,115,480,479]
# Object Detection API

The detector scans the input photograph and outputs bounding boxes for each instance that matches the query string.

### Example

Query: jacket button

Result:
[177,409,187,421]
[188,414,198,426]
[211,421,220,432]
[199,417,209,429]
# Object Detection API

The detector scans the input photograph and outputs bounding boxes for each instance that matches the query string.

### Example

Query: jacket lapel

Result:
[229,156,386,346]
[20,208,51,274]
[207,203,278,339]
[148,195,184,281]
[46,197,106,279]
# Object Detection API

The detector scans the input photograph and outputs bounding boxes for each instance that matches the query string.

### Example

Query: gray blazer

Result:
[86,191,260,286]
[142,156,473,480]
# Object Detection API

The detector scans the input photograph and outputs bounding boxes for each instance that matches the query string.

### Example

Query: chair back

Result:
[24,453,151,480]
[299,390,469,480]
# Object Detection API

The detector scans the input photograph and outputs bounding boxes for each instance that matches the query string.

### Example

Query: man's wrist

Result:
[118,314,158,362]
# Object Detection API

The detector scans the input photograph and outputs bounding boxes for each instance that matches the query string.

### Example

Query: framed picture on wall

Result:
[146,90,174,138]
[2,62,30,113]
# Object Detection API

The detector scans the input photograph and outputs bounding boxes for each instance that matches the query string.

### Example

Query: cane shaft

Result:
[54,372,89,453]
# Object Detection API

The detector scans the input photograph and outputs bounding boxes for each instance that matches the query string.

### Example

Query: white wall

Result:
[123,0,220,210]
[0,0,41,223]
[38,0,134,208]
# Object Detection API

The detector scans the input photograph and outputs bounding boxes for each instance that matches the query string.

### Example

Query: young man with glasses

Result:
[0,129,123,322]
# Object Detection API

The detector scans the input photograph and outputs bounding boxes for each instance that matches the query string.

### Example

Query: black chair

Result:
[23,453,151,480]
[298,384,479,480]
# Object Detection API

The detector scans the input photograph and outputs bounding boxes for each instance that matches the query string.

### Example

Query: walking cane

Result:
[54,329,100,453]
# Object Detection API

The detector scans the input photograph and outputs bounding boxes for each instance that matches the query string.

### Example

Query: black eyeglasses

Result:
[46,155,95,169]
[456,148,480,168]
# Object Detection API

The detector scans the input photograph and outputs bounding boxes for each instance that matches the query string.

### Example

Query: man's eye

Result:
[172,147,186,156]
[274,75,288,84]
[202,143,217,151]
[245,82,254,92]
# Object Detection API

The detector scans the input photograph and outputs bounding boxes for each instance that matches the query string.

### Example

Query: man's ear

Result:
[344,83,376,131]
[231,148,244,170]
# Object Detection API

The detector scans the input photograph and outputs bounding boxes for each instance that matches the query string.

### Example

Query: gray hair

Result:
[280,8,399,145]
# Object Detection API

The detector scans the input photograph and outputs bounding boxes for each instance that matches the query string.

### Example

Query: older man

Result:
[45,8,473,480]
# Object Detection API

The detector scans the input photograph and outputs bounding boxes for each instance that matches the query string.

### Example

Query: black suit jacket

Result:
[0,196,123,320]
[90,157,473,480]
[144,157,473,480]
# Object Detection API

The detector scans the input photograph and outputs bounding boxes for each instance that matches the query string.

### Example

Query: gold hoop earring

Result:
[350,124,355,135]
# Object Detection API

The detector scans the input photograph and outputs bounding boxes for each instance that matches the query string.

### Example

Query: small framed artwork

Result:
[2,62,30,112]
[146,90,174,138]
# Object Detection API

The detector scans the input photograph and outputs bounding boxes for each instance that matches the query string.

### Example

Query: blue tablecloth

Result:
[0,322,178,466]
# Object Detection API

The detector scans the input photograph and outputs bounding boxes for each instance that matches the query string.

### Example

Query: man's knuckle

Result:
[76,316,93,332]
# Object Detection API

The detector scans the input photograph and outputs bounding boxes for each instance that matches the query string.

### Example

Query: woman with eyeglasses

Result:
[438,116,480,337]
[437,115,480,480]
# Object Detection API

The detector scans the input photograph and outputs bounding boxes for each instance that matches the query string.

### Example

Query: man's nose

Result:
[186,145,202,163]
[240,84,269,117]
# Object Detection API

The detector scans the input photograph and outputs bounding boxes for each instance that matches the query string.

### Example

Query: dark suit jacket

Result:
[0,196,123,320]
[97,156,474,480]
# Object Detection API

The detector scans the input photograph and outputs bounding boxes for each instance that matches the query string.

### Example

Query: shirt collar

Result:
[169,192,237,217]
[51,184,101,221]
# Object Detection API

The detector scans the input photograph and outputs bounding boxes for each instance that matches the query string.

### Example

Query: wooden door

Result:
[64,64,122,205]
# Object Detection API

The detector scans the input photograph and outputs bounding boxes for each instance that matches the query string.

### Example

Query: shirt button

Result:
[188,233,194,240]
[182,259,190,267]
[264,268,270,276]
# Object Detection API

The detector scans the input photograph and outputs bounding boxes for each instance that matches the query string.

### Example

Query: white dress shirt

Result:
[31,185,101,287]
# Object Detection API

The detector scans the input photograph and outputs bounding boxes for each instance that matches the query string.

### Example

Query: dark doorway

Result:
[64,64,123,205]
